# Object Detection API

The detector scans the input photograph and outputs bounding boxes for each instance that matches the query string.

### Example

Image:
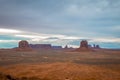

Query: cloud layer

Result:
[0,0,120,48]
[0,28,120,48]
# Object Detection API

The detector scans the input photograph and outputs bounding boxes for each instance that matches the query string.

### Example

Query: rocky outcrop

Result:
[52,46,62,49]
[19,40,30,49]
[75,40,92,51]
[64,45,68,49]
[93,44,100,49]
[29,44,52,49]
[15,40,32,51]
[80,40,88,48]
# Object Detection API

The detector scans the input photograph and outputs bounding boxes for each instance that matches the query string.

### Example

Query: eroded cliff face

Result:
[15,40,32,51]
[75,40,93,51]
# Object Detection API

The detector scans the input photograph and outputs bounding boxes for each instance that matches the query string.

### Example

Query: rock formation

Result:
[15,40,32,51]
[93,44,100,49]
[96,45,100,48]
[64,45,68,49]
[88,44,92,48]
[52,46,62,49]
[19,40,30,49]
[75,40,92,51]
[29,44,52,49]
[80,40,88,48]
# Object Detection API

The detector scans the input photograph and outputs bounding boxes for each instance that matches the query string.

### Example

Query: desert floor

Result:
[0,49,120,80]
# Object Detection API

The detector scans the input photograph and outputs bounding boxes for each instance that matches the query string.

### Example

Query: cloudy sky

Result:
[0,0,120,48]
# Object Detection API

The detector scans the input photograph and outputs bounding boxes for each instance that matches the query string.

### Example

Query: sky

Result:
[0,0,120,48]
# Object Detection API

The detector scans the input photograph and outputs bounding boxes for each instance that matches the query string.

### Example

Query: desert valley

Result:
[0,40,120,80]
[0,0,120,80]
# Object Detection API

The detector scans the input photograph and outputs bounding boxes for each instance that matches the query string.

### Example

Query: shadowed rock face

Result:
[15,40,32,51]
[75,40,93,52]
[64,45,68,49]
[29,44,52,49]
[80,40,88,48]
[93,44,100,49]
[95,45,100,49]
[19,40,29,49]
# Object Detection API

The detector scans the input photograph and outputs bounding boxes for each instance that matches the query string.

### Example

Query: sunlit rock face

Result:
[15,40,32,51]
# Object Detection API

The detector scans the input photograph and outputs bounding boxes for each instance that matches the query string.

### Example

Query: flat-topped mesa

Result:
[29,44,52,49]
[15,40,32,51]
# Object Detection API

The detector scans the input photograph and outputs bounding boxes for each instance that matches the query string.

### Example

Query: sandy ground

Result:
[0,49,120,80]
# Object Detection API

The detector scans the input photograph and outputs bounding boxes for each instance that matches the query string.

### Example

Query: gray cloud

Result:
[0,0,120,48]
